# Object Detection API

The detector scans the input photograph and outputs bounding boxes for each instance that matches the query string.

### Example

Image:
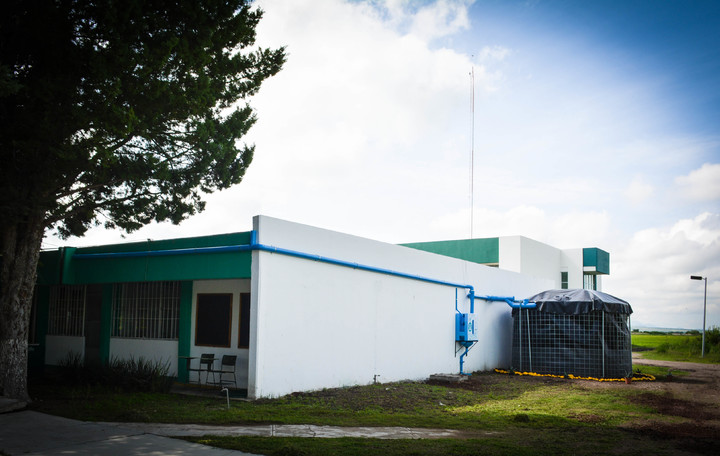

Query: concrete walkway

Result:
[100,421,478,439]
[0,396,26,414]
[0,411,258,456]
[1,410,482,456]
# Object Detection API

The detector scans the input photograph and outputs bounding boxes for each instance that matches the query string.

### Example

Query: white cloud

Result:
[477,45,511,62]
[624,176,654,205]
[408,0,471,41]
[426,205,612,248]
[675,163,720,201]
[605,212,720,329]
[367,0,473,41]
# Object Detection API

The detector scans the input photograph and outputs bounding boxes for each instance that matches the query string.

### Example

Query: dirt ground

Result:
[623,354,720,440]
[434,354,720,454]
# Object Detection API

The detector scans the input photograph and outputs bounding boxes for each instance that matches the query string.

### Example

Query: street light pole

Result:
[690,275,708,357]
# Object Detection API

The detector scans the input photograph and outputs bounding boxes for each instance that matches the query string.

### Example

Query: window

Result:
[560,271,569,290]
[238,293,251,348]
[48,285,86,336]
[112,282,180,340]
[583,274,597,291]
[195,293,232,347]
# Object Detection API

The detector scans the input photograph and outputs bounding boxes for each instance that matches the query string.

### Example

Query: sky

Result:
[43,0,720,330]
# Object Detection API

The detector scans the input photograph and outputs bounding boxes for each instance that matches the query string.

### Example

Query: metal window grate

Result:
[48,285,86,336]
[111,282,180,340]
[583,274,597,290]
[511,309,632,378]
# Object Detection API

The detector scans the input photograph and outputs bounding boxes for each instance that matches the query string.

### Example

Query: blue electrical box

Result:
[455,313,478,342]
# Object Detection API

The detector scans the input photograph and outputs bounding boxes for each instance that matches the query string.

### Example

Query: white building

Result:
[30,215,610,398]
[402,236,610,291]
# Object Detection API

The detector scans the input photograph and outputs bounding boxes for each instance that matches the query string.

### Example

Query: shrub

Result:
[704,326,719,346]
[55,352,173,393]
[105,356,173,393]
[57,351,87,384]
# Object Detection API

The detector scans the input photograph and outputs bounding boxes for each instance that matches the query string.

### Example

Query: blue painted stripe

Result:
[71,231,478,310]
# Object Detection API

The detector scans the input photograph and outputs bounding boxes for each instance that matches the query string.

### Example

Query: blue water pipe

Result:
[74,231,542,374]
[75,230,478,313]
[480,295,536,309]
[458,341,476,375]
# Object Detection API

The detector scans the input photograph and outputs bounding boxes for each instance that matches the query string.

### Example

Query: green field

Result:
[632,327,720,363]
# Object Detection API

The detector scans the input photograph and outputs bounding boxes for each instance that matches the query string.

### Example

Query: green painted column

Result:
[29,286,50,374]
[99,284,113,365]
[177,281,194,382]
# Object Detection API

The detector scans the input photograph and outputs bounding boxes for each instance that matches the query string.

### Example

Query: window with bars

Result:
[48,285,86,336]
[112,282,180,340]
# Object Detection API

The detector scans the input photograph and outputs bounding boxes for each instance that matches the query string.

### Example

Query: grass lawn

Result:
[27,334,719,456]
[183,428,701,456]
[28,367,719,456]
[30,371,658,429]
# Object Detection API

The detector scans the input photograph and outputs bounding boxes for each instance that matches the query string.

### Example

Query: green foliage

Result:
[0,0,284,402]
[632,364,688,380]
[632,330,720,363]
[56,351,86,384]
[705,326,720,347]
[56,352,172,393]
[1,0,285,236]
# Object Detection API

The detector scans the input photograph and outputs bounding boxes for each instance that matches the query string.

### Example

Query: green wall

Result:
[28,286,50,374]
[583,248,610,275]
[33,232,253,373]
[37,231,253,285]
[401,238,499,265]
[99,285,113,365]
[177,281,194,383]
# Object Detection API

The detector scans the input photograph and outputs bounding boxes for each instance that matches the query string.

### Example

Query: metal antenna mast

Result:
[470,66,475,238]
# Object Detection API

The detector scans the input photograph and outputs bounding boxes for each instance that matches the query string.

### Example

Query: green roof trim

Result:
[74,232,252,255]
[37,231,253,285]
[401,238,499,265]
[583,247,610,275]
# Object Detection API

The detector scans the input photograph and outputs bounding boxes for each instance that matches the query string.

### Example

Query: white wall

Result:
[109,338,179,375]
[248,216,552,398]
[499,236,562,288]
[45,335,84,365]
[560,248,585,289]
[189,279,251,387]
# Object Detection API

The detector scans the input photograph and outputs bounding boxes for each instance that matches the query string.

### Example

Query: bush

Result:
[55,352,173,393]
[704,326,720,346]
[105,356,173,393]
[57,351,90,385]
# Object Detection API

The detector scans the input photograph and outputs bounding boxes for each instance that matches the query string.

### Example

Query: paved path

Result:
[1,410,483,456]
[0,411,257,456]
[102,421,481,439]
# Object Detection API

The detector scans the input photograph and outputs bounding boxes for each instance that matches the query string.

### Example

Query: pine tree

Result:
[0,0,285,401]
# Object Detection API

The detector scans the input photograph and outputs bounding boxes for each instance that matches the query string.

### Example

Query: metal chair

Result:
[217,355,237,388]
[188,353,215,385]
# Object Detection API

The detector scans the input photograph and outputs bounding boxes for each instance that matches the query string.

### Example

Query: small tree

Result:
[0,0,285,401]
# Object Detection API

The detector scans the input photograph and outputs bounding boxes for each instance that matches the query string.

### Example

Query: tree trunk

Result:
[0,215,45,402]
